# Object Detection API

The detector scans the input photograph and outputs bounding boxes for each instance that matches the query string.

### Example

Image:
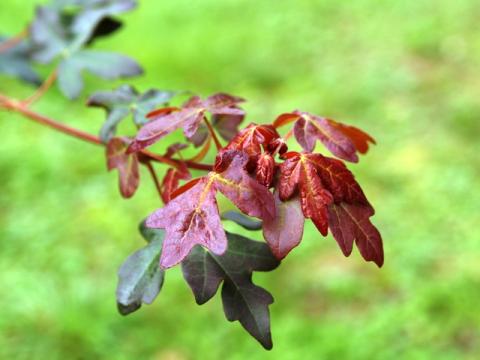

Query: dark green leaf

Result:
[30,1,137,63]
[139,219,165,244]
[28,2,141,99]
[116,227,165,315]
[222,211,262,231]
[88,85,176,141]
[71,0,137,37]
[57,50,142,99]
[182,232,280,349]
[87,17,123,43]
[0,37,41,86]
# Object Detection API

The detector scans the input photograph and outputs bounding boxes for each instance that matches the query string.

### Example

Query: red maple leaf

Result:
[274,111,375,162]
[160,168,191,203]
[263,191,304,259]
[106,138,139,198]
[147,151,275,268]
[275,151,383,266]
[256,153,275,187]
[159,143,191,203]
[278,152,334,235]
[226,123,280,156]
[309,154,383,266]
[127,93,245,153]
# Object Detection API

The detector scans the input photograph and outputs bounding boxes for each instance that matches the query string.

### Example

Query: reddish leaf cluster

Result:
[107,91,383,349]
[127,93,245,153]
[120,93,383,269]
[1,0,394,351]
[146,151,274,268]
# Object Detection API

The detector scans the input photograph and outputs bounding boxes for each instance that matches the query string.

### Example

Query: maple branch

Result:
[203,117,222,150]
[0,28,27,53]
[0,93,213,172]
[0,94,102,145]
[23,69,58,106]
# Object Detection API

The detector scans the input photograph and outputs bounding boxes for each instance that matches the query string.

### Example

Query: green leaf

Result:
[221,211,262,231]
[116,227,165,315]
[30,1,137,63]
[88,85,176,141]
[30,6,72,64]
[71,0,137,37]
[57,50,142,99]
[28,2,141,99]
[0,37,41,86]
[181,232,280,349]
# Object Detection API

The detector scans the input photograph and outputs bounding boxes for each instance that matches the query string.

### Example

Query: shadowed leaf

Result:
[182,232,280,349]
[0,37,41,86]
[212,113,244,141]
[116,227,165,315]
[263,192,304,259]
[221,211,262,231]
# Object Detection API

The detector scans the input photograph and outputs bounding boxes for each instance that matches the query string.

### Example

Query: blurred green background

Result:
[1,0,479,359]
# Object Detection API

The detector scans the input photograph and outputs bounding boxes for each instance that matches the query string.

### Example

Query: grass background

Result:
[1,0,479,359]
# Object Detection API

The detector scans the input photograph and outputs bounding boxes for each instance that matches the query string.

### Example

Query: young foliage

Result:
[87,85,176,142]
[106,137,139,198]
[127,93,245,152]
[145,151,275,268]
[263,191,304,259]
[274,111,375,162]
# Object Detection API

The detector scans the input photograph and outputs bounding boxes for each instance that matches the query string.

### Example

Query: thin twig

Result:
[1,96,102,145]
[0,28,27,53]
[0,93,213,171]
[23,69,58,106]
[145,161,163,201]
[203,117,222,150]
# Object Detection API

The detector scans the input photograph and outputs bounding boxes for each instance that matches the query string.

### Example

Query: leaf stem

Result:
[0,93,213,172]
[203,117,222,150]
[0,28,27,54]
[284,128,293,141]
[23,69,58,106]
[144,161,163,201]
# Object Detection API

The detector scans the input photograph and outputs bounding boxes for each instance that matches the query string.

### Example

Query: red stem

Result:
[144,161,163,201]
[23,69,58,105]
[0,94,213,171]
[203,117,222,150]
[0,29,27,53]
